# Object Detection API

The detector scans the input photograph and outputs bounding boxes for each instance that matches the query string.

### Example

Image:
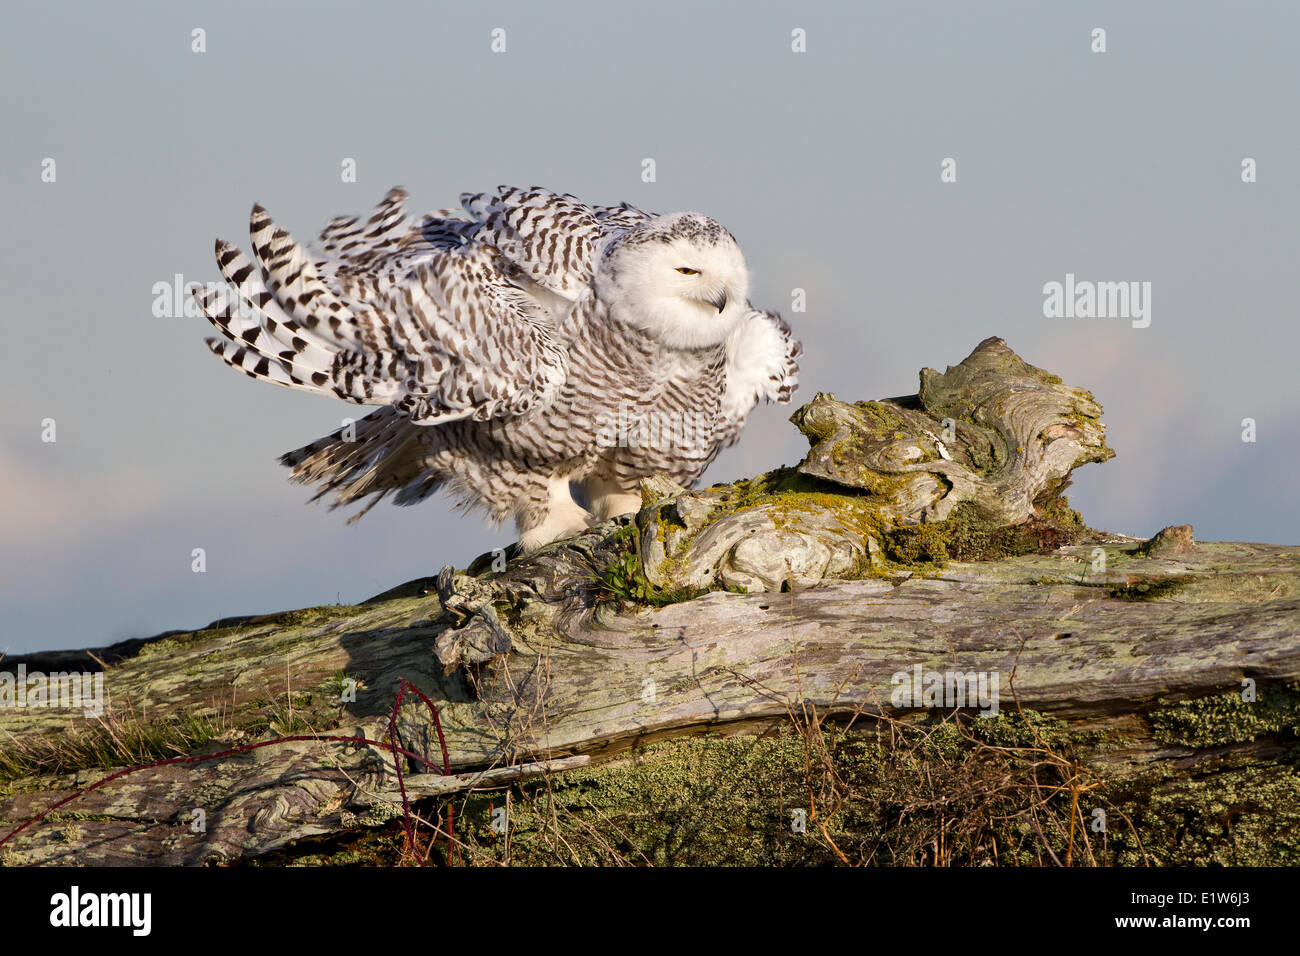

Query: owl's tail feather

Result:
[196,204,402,405]
[279,409,449,524]
[196,280,340,399]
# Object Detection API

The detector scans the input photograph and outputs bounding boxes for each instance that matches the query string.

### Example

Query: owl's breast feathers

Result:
[502,301,727,484]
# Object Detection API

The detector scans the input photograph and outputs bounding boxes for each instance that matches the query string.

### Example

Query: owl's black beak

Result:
[708,290,728,313]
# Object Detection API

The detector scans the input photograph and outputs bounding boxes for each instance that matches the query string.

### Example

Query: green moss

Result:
[847,400,910,441]
[1027,575,1070,586]
[446,708,1127,866]
[966,708,1070,748]
[1106,766,1300,866]
[1150,684,1300,748]
[456,731,860,866]
[1103,576,1191,601]
[714,465,825,502]
[449,712,1298,866]
[131,604,369,662]
[720,470,907,549]
[131,634,199,660]
[255,605,368,628]
[885,523,950,565]
[709,474,922,582]
[923,496,1088,563]
[467,734,816,865]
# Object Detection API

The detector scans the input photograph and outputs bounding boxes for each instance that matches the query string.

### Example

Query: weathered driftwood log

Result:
[1,337,1296,866]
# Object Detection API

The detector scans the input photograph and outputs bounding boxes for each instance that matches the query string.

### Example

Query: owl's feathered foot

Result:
[517,478,594,552]
[518,512,592,552]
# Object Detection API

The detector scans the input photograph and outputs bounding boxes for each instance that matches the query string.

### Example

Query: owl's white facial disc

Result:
[595,213,750,350]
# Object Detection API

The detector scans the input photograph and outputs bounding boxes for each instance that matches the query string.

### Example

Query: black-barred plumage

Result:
[197,186,801,550]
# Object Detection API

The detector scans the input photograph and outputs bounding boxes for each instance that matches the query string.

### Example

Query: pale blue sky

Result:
[2,0,1297,653]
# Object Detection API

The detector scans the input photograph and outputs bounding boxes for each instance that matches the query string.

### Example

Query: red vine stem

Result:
[387,683,417,863]
[396,678,459,865]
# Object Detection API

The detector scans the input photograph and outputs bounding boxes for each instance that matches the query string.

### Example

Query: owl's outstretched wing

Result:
[716,307,803,446]
[197,188,569,425]
[458,185,654,302]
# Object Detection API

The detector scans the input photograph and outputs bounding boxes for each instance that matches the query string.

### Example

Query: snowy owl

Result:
[196,186,801,551]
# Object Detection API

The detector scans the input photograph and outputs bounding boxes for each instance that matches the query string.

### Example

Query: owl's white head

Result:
[594,212,750,350]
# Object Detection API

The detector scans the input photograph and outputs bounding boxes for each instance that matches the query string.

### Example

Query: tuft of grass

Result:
[0,706,236,782]
[0,670,352,785]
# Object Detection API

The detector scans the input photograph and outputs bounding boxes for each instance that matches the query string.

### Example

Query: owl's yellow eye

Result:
[675,267,699,275]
